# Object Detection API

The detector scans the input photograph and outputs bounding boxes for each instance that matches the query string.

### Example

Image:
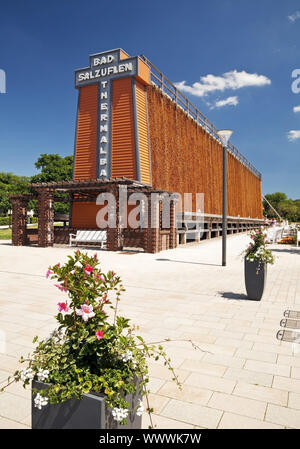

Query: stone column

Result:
[11,196,28,246]
[37,189,54,247]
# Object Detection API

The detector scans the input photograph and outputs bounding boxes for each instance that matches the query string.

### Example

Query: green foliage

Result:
[263,192,300,222]
[7,251,179,426]
[31,154,73,184]
[31,154,73,215]
[0,172,31,215]
[0,216,10,225]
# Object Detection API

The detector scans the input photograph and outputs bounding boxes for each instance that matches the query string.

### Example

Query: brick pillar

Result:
[106,186,122,251]
[11,197,28,246]
[145,195,160,253]
[38,189,54,247]
[169,199,177,249]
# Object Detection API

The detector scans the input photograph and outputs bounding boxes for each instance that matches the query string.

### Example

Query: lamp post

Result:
[217,129,233,267]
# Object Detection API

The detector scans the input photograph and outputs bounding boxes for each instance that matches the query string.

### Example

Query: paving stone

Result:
[0,392,30,422]
[158,381,213,406]
[208,391,266,419]
[288,392,300,410]
[142,412,195,429]
[244,360,290,377]
[273,376,300,394]
[161,399,222,428]
[185,372,235,394]
[224,367,273,387]
[235,348,277,364]
[233,381,288,406]
[218,412,284,429]
[266,403,300,428]
[179,359,227,377]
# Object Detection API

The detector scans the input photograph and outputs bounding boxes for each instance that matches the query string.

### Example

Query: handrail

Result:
[140,54,262,180]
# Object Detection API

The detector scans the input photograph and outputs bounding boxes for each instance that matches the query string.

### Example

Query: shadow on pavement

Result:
[156,258,220,267]
[220,291,249,300]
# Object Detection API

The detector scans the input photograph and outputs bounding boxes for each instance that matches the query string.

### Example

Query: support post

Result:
[11,197,28,246]
[222,145,227,266]
[38,189,54,247]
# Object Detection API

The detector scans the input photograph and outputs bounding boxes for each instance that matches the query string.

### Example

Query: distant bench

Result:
[69,230,107,248]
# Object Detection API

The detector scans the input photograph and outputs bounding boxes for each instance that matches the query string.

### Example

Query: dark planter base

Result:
[244,258,267,301]
[32,380,142,429]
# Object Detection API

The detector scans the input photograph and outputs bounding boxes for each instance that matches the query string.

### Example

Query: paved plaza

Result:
[0,234,300,429]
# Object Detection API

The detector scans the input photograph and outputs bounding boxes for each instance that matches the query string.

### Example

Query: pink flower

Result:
[46,269,53,279]
[94,253,98,260]
[95,273,104,282]
[58,302,69,313]
[76,304,95,322]
[84,264,93,275]
[95,329,104,340]
[55,284,68,292]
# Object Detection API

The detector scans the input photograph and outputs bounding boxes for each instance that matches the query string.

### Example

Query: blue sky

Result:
[0,0,300,198]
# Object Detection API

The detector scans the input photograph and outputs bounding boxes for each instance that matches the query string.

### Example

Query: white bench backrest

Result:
[297,231,300,241]
[75,230,107,242]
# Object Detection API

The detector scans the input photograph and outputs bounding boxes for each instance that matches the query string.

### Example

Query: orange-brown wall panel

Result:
[135,81,151,185]
[111,78,136,179]
[147,85,262,218]
[72,202,107,228]
[73,84,98,180]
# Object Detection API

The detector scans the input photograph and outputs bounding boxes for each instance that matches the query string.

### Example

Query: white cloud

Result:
[293,105,300,113]
[288,130,300,141]
[211,96,239,109]
[174,70,271,97]
[288,11,300,22]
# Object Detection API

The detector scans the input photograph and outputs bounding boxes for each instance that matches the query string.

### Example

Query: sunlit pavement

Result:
[1,234,300,429]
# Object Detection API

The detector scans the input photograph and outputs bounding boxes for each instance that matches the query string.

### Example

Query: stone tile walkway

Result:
[0,234,300,429]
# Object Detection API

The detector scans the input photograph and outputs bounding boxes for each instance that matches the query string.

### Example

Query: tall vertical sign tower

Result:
[73,48,152,185]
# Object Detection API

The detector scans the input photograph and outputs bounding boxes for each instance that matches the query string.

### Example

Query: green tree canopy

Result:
[0,172,31,215]
[31,154,74,215]
[31,154,73,184]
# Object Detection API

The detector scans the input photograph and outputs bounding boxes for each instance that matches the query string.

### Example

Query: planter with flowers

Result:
[244,228,274,301]
[1,250,181,429]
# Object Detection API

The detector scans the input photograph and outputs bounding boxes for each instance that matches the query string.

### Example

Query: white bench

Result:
[69,230,107,248]
[297,231,300,247]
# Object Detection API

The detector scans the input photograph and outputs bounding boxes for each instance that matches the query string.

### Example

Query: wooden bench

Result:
[69,230,107,248]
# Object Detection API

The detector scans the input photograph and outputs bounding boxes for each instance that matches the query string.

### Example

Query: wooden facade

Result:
[147,86,262,218]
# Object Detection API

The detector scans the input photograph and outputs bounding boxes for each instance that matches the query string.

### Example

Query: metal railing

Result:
[140,55,262,180]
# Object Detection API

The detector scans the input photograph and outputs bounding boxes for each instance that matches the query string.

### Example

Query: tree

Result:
[31,154,73,214]
[31,154,73,184]
[0,172,30,215]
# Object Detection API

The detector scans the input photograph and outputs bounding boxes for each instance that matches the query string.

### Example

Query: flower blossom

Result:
[37,369,49,382]
[46,269,53,279]
[55,284,68,292]
[76,304,95,322]
[136,399,144,416]
[84,264,93,275]
[111,407,129,422]
[95,329,104,340]
[34,393,48,410]
[121,350,134,362]
[95,273,105,282]
[58,302,69,313]
[20,368,34,382]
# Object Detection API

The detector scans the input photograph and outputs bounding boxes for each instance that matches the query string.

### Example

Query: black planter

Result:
[32,380,142,429]
[244,258,267,301]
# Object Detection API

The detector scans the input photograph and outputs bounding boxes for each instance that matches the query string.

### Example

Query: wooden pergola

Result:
[10,178,177,253]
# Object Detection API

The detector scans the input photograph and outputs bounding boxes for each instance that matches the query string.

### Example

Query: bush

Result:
[0,216,10,226]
